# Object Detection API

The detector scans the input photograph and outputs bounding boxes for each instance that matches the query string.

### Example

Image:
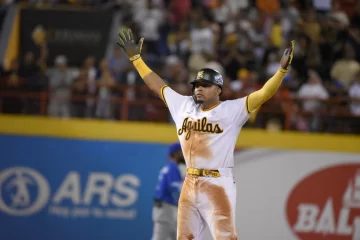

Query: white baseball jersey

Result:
[161,85,251,170]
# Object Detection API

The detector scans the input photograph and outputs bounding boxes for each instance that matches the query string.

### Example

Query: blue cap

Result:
[169,142,182,156]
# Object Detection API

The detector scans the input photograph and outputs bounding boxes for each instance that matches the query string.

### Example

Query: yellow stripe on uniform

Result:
[160,85,168,107]
[245,95,250,114]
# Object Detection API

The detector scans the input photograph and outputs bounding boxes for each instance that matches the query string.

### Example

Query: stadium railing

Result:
[0,79,359,133]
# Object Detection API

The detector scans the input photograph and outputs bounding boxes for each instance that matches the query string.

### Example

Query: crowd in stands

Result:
[0,0,360,134]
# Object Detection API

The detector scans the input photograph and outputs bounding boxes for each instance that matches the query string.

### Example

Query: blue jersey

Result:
[154,161,184,206]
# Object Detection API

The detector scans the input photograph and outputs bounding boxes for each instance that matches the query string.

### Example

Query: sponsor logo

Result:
[0,167,140,219]
[0,167,50,216]
[286,164,360,240]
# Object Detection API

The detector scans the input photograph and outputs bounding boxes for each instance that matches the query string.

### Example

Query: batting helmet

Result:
[190,68,224,89]
[190,68,223,102]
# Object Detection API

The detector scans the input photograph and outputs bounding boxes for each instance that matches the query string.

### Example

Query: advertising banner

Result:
[19,8,113,67]
[221,148,360,240]
[1,133,360,240]
[0,135,168,240]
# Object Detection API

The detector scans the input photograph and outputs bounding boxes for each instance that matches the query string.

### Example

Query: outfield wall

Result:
[1,115,360,240]
[0,135,166,240]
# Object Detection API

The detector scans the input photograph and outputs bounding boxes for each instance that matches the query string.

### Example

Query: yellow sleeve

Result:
[133,58,153,78]
[247,68,287,113]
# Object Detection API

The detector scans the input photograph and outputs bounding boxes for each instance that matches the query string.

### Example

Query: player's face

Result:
[194,82,221,103]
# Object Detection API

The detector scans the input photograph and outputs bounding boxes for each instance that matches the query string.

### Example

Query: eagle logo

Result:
[197,71,204,79]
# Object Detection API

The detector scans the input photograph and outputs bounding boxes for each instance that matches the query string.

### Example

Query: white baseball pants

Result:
[177,168,237,240]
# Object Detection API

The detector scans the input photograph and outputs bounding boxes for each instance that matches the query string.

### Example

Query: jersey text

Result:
[177,117,224,140]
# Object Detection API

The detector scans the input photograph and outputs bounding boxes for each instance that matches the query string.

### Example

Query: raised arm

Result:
[116,28,165,98]
[247,40,295,113]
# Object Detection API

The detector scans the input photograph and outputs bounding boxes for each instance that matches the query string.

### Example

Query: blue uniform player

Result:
[152,142,186,240]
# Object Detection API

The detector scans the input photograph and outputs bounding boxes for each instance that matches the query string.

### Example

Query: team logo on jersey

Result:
[178,117,223,140]
[196,71,204,79]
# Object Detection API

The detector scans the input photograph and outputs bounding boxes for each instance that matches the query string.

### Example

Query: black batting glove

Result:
[116,28,144,62]
[280,40,295,72]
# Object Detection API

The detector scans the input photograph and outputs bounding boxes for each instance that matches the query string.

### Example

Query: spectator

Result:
[82,56,97,118]
[298,69,329,113]
[312,0,332,14]
[268,13,284,48]
[229,68,255,95]
[298,70,329,132]
[318,17,337,74]
[211,0,231,26]
[302,10,321,44]
[71,69,88,118]
[331,44,360,89]
[265,52,281,79]
[224,9,252,36]
[95,59,115,119]
[19,52,40,79]
[248,19,266,61]
[167,21,191,59]
[189,15,215,56]
[168,0,191,26]
[257,0,280,15]
[187,52,207,83]
[328,1,350,28]
[349,71,360,116]
[221,34,251,81]
[283,0,300,29]
[19,51,46,114]
[1,1,360,134]
[133,2,165,56]
[350,2,360,28]
[283,69,301,93]
[47,55,74,118]
[290,34,309,81]
[305,39,322,70]
[1,59,23,114]
[107,47,131,80]
[164,55,188,95]
[289,102,309,131]
[203,53,225,77]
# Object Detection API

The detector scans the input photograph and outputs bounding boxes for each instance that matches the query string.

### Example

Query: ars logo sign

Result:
[286,164,360,240]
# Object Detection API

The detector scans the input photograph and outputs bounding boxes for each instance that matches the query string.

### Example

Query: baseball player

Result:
[117,29,295,240]
[152,142,186,240]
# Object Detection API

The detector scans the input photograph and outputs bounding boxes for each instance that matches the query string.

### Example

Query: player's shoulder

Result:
[163,86,193,102]
[218,97,250,117]
[163,85,190,97]
[221,96,248,108]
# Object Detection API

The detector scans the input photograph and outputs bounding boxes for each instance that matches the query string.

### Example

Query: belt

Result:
[186,168,221,178]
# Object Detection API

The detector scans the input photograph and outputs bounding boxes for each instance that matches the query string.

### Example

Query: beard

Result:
[192,95,204,104]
